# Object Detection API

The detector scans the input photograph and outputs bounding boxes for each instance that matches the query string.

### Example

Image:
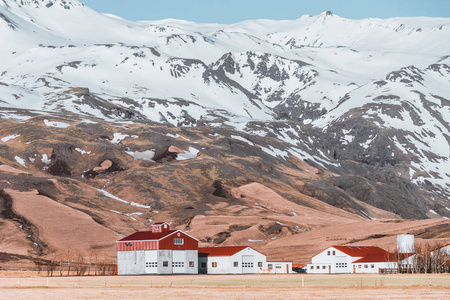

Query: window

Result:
[268,264,273,270]
[155,226,159,230]
[332,251,335,255]
[327,251,330,256]
[258,262,263,268]
[336,263,348,268]
[322,266,326,269]
[172,262,184,267]
[358,265,362,269]
[201,262,206,268]
[371,264,375,269]
[174,238,184,245]
[212,262,217,268]
[310,266,313,270]
[146,262,157,268]
[364,264,368,269]
[316,266,320,269]
[189,261,195,268]
[234,262,239,267]
[163,261,168,267]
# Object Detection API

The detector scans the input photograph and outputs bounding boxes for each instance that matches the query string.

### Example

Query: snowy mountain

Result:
[1,0,450,220]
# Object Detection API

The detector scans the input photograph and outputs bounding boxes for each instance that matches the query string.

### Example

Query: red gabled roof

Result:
[353,253,391,263]
[153,222,169,225]
[119,230,177,242]
[199,246,262,257]
[333,246,388,258]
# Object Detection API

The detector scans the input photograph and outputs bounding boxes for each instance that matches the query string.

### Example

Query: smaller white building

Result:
[266,261,293,274]
[199,246,267,274]
[199,246,293,274]
[307,246,395,274]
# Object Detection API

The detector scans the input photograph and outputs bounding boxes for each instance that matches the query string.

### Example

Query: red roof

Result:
[153,222,169,225]
[353,253,391,263]
[333,246,388,258]
[119,230,176,242]
[199,246,259,257]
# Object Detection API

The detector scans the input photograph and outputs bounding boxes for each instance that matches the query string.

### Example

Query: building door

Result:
[242,255,254,274]
[275,264,283,274]
[145,251,158,274]
[172,251,186,274]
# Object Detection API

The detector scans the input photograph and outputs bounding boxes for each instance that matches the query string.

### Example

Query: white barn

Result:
[307,246,395,274]
[117,222,199,275]
[199,246,267,274]
[198,246,293,274]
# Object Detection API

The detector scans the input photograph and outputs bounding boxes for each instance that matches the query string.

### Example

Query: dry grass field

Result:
[0,273,449,299]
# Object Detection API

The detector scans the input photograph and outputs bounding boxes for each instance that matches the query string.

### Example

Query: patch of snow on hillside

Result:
[126,150,155,161]
[41,154,51,164]
[429,209,440,216]
[1,134,20,142]
[44,119,71,128]
[98,188,151,209]
[97,189,128,204]
[15,156,26,168]
[75,148,92,155]
[130,202,151,209]
[177,147,199,160]
[261,145,289,159]
[361,134,378,149]
[0,113,33,121]
[111,133,128,144]
[166,133,190,141]
[231,135,253,146]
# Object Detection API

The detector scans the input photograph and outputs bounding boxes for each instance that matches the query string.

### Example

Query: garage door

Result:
[242,255,254,274]
[275,264,283,274]
[172,251,186,274]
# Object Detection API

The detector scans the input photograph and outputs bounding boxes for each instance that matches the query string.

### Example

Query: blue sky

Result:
[80,0,450,23]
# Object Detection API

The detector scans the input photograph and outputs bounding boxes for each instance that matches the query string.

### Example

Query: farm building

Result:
[117,222,198,275]
[198,246,293,274]
[307,246,396,274]
[266,261,293,274]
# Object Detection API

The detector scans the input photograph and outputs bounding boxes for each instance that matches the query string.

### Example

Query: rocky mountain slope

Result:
[0,0,449,267]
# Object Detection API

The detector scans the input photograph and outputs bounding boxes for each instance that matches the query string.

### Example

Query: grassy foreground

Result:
[0,273,449,299]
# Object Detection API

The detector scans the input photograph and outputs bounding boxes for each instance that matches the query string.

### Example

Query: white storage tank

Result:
[397,234,415,253]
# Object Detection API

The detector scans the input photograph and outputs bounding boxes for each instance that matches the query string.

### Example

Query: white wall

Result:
[157,249,173,274]
[352,262,390,274]
[117,250,145,275]
[183,250,198,274]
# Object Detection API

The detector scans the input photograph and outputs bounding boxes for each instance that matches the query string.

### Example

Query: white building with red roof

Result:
[198,246,293,274]
[307,246,395,274]
[117,222,199,275]
[199,246,267,274]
